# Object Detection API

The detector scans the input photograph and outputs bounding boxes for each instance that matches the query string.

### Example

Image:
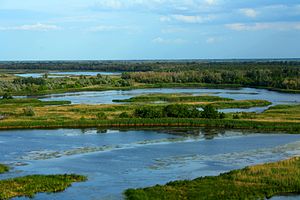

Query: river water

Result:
[0,128,300,199]
[31,87,300,113]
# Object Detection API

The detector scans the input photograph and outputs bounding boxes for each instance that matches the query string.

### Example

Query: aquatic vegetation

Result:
[0,164,9,174]
[125,157,300,200]
[0,174,87,200]
[113,94,232,103]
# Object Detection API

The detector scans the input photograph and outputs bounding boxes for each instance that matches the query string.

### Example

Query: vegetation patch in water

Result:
[125,157,300,200]
[113,94,232,103]
[0,164,9,174]
[0,174,87,200]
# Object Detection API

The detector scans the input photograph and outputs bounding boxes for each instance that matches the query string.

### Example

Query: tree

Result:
[201,105,219,119]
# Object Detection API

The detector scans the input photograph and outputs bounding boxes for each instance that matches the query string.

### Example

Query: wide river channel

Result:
[1,128,300,200]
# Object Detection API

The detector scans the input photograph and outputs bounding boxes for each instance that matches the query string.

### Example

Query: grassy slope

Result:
[125,157,300,200]
[0,174,87,200]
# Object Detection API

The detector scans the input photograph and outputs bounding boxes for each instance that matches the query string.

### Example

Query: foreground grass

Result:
[0,164,9,174]
[0,174,87,200]
[125,157,300,200]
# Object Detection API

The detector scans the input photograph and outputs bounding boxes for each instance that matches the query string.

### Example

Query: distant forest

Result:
[0,60,300,91]
[1,60,300,72]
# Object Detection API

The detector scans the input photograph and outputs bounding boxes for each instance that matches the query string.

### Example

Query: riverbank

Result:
[0,174,87,199]
[0,118,299,133]
[125,157,300,200]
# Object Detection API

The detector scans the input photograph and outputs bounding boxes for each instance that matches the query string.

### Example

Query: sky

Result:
[0,0,300,60]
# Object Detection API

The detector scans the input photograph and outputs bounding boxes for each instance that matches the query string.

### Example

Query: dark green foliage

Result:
[125,157,300,200]
[201,105,220,119]
[134,107,164,118]
[124,64,300,90]
[13,77,46,85]
[134,104,224,119]
[163,104,201,118]
[96,112,107,120]
[0,174,87,199]
[2,93,13,99]
[119,112,130,118]
[23,107,35,116]
[0,164,9,174]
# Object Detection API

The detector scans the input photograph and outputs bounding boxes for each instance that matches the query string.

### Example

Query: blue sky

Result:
[0,0,300,60]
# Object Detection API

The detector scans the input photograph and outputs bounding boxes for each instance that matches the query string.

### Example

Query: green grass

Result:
[0,118,299,133]
[0,98,71,106]
[125,157,300,200]
[0,174,87,200]
[112,94,271,109]
[211,99,272,109]
[0,164,9,174]
[113,94,232,103]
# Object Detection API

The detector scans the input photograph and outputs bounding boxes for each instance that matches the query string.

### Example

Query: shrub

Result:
[2,93,13,99]
[119,112,130,118]
[23,107,35,116]
[96,112,107,120]
[134,107,164,118]
[201,105,219,119]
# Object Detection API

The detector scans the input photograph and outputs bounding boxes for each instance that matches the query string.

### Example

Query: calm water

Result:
[1,128,300,199]
[15,71,121,78]
[31,88,300,113]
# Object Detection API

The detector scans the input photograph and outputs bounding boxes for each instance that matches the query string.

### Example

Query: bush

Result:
[2,93,13,99]
[23,107,35,116]
[134,107,164,118]
[163,104,201,118]
[96,112,107,120]
[119,112,130,118]
[201,105,219,119]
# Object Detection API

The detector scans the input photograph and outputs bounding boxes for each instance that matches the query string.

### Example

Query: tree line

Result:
[123,67,300,90]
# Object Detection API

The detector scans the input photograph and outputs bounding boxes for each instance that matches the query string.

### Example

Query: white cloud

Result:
[206,37,217,43]
[226,22,300,31]
[161,26,187,33]
[204,0,217,6]
[152,37,187,44]
[95,0,123,9]
[88,25,139,33]
[160,14,215,24]
[160,16,172,22]
[239,8,258,18]
[0,23,61,31]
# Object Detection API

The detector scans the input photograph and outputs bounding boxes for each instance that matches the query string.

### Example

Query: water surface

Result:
[0,128,300,199]
[32,88,300,113]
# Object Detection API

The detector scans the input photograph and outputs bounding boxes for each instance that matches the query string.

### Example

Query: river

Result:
[0,128,300,199]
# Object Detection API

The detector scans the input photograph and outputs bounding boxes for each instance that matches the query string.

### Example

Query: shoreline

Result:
[0,118,299,133]
[5,83,300,97]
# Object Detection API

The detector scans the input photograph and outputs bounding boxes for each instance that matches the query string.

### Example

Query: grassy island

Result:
[0,174,87,200]
[125,157,300,200]
[0,96,298,132]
